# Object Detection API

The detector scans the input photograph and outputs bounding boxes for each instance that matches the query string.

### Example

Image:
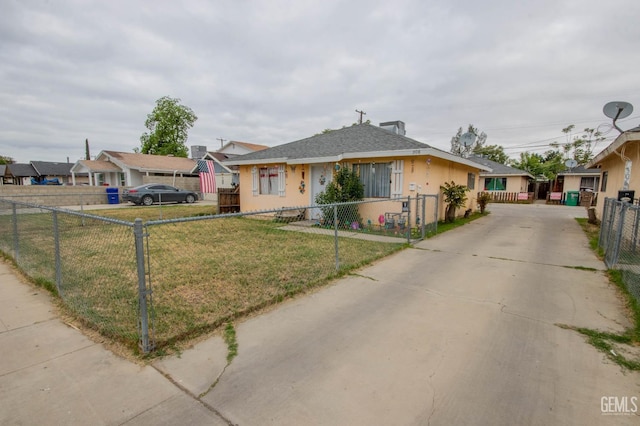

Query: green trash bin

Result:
[566,191,579,206]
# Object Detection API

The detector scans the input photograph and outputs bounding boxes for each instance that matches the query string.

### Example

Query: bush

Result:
[440,181,470,223]
[477,192,491,214]
[315,167,364,227]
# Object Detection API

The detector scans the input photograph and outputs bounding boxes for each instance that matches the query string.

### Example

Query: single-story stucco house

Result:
[586,126,640,218]
[468,155,533,201]
[70,150,198,188]
[223,121,490,223]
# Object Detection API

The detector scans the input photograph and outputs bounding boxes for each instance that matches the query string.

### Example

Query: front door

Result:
[309,164,333,221]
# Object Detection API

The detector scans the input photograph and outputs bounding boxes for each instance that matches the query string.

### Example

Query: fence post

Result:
[406,196,411,244]
[12,203,19,262]
[422,194,427,239]
[611,202,627,268]
[434,194,439,235]
[52,210,63,296]
[334,204,339,270]
[134,218,153,353]
[598,198,609,250]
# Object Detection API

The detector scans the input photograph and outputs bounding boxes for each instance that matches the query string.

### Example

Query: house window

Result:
[95,173,104,186]
[119,173,126,187]
[579,176,599,191]
[467,173,475,190]
[258,167,279,195]
[484,177,507,191]
[354,162,392,198]
[252,165,285,196]
[601,171,608,192]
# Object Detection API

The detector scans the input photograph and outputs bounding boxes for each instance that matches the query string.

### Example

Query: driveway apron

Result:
[157,203,639,425]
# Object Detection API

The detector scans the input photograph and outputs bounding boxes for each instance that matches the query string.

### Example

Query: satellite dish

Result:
[603,101,633,133]
[564,159,578,169]
[460,132,475,147]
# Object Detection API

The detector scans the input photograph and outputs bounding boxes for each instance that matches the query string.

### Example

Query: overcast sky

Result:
[1,0,639,164]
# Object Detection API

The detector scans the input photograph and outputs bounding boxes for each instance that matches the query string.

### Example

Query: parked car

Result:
[122,184,198,206]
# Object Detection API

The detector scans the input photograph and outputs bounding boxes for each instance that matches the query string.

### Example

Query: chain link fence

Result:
[1,195,437,353]
[599,197,640,301]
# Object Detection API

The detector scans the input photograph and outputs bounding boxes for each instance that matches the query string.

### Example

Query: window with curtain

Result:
[258,167,279,195]
[580,176,599,191]
[484,177,507,191]
[354,162,391,198]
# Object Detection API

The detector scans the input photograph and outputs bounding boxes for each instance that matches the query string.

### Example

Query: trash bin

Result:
[566,191,579,206]
[106,187,119,204]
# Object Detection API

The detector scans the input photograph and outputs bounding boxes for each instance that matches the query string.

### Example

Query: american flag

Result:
[197,159,217,193]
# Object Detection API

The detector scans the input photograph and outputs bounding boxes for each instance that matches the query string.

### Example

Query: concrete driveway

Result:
[156,203,639,425]
[2,203,638,425]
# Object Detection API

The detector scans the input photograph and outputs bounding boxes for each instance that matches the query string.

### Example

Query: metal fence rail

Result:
[0,195,436,353]
[599,198,640,302]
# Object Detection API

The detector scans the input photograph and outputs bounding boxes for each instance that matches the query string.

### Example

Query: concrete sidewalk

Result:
[0,260,227,425]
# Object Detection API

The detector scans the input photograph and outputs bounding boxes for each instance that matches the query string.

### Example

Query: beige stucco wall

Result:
[592,141,640,218]
[237,155,481,222]
[480,175,529,193]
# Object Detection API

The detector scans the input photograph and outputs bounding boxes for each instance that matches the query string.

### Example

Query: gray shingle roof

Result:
[226,123,432,163]
[557,165,600,175]
[7,163,37,177]
[468,155,532,177]
[31,161,73,176]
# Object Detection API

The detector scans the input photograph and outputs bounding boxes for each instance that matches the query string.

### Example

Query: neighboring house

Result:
[586,126,640,218]
[31,161,76,185]
[218,141,269,157]
[3,163,38,185]
[0,165,6,185]
[223,121,489,222]
[553,166,600,205]
[468,155,533,198]
[196,152,238,189]
[70,151,198,187]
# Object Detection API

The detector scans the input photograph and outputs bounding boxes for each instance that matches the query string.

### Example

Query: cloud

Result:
[1,0,639,164]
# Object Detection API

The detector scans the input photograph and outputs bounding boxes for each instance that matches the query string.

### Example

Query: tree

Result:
[0,155,14,165]
[315,166,364,227]
[473,144,509,164]
[138,96,197,157]
[548,125,605,166]
[440,181,469,223]
[451,124,487,157]
[510,152,546,178]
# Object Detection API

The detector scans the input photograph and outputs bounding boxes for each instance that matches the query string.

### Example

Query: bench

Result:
[274,207,307,223]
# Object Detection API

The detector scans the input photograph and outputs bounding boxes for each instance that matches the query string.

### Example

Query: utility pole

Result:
[355,109,366,124]
[217,138,227,149]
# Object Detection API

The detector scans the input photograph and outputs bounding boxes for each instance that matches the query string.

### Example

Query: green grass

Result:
[567,219,640,371]
[224,322,238,363]
[425,211,489,237]
[2,204,488,357]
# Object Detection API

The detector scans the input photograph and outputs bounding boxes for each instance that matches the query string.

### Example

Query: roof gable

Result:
[587,130,640,168]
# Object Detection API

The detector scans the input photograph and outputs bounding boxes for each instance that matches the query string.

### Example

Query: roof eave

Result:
[587,131,640,167]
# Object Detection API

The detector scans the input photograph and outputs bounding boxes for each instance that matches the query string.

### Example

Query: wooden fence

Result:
[478,191,534,203]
